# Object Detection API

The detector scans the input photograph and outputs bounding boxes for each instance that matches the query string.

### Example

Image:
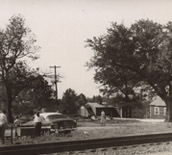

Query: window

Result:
[164,107,166,116]
[154,107,160,115]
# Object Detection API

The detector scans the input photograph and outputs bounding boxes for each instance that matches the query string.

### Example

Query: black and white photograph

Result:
[1,0,172,155]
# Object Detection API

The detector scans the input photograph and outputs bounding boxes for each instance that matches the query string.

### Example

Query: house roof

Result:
[150,97,166,106]
[85,102,114,108]
[86,102,104,108]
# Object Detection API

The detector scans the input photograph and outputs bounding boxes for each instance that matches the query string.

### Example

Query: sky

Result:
[0,0,172,98]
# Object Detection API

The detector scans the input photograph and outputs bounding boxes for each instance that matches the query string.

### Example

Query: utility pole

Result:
[50,65,61,110]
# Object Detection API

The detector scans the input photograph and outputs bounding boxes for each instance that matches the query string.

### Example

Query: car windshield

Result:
[47,114,67,120]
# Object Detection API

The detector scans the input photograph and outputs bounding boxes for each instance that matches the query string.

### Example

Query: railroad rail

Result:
[0,132,172,155]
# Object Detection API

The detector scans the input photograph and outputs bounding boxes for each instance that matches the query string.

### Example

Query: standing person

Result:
[0,109,8,144]
[100,111,106,126]
[14,115,21,139]
[33,111,43,137]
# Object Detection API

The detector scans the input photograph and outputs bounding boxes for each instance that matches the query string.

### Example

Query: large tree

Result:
[14,74,54,115]
[60,88,78,115]
[0,15,39,122]
[86,19,172,121]
[76,93,87,107]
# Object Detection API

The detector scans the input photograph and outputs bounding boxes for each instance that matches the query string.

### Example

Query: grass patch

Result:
[4,118,172,145]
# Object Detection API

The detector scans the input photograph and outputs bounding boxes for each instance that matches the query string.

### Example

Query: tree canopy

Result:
[60,88,78,115]
[0,15,40,122]
[86,19,172,121]
[13,74,54,115]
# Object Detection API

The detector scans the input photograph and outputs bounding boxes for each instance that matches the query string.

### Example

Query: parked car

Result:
[21,112,77,133]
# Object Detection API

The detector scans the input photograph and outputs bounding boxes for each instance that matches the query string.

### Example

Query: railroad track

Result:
[0,132,172,155]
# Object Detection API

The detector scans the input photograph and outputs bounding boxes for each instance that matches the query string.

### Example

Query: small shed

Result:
[79,102,120,118]
[79,106,89,117]
[113,102,134,118]
[149,97,166,119]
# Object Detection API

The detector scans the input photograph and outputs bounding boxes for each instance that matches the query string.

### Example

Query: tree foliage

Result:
[86,19,172,121]
[13,75,54,115]
[0,15,40,122]
[60,88,79,115]
[76,93,87,107]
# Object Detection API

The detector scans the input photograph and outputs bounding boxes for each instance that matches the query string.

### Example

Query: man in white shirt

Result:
[0,109,8,144]
[33,111,43,137]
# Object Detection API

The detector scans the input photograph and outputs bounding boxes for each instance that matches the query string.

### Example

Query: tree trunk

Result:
[7,99,13,123]
[5,84,14,123]
[165,98,172,122]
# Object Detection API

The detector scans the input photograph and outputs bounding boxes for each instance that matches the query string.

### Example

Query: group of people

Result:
[0,110,44,144]
[0,110,23,144]
[14,111,44,139]
[0,109,107,144]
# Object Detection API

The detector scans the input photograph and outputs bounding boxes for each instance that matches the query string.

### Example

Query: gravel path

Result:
[43,141,172,155]
[147,152,171,155]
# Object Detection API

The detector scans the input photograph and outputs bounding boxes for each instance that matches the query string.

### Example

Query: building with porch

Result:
[149,97,166,119]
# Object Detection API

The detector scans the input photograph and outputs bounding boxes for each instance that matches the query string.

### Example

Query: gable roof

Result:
[85,102,114,108]
[86,102,104,108]
[150,97,166,106]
